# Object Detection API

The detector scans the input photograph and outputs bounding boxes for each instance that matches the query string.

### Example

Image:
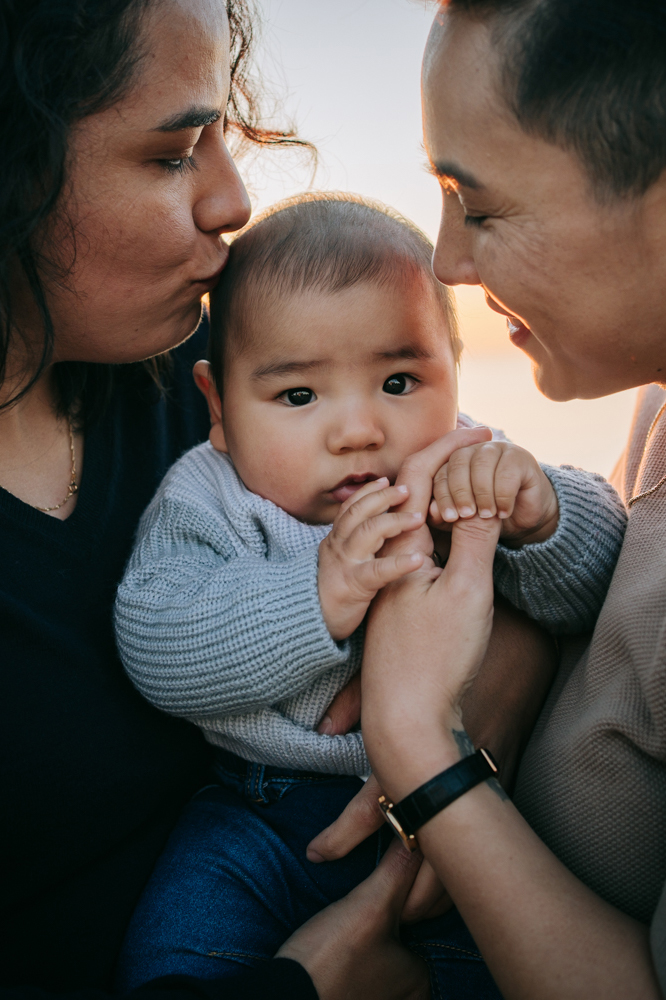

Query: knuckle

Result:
[450,481,472,501]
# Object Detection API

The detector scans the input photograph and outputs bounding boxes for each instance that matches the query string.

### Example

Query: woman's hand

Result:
[277,839,431,1000]
[362,512,501,794]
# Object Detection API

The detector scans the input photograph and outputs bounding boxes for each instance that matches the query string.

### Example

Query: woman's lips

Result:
[329,475,379,504]
[193,257,229,292]
[507,318,531,348]
[483,292,532,349]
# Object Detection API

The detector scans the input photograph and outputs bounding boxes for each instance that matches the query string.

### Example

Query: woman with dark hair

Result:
[0,1,558,998]
[302,1,666,997]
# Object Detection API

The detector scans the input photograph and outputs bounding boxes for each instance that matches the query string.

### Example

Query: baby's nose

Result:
[327,412,385,453]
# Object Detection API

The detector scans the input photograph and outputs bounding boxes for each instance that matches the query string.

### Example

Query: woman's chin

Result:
[531,361,580,402]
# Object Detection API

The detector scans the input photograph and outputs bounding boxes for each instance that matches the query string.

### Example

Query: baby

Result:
[114,194,626,992]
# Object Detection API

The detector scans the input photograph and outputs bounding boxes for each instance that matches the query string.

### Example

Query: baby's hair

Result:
[208,192,461,389]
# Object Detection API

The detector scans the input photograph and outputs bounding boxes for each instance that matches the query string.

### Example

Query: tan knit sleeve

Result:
[650,880,666,997]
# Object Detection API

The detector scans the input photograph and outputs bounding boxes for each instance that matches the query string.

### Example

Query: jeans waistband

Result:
[211,747,361,805]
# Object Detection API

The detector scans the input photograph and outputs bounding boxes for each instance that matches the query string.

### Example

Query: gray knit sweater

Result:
[115,436,627,775]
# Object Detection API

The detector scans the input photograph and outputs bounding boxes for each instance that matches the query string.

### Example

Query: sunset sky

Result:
[241,0,637,478]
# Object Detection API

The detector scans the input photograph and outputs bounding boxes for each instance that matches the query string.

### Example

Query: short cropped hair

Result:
[209,192,460,389]
[444,0,666,199]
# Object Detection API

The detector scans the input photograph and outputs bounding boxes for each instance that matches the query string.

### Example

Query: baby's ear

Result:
[192,360,228,453]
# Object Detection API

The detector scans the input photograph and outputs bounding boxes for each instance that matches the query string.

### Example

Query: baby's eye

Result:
[382,373,417,396]
[281,387,316,407]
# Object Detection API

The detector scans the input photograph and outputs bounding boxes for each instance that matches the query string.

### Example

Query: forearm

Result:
[371,721,659,1000]
[460,594,557,789]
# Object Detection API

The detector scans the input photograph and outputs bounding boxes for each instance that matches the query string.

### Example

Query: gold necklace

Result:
[627,398,666,509]
[35,417,79,513]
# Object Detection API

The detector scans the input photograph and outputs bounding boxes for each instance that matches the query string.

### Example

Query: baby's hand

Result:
[319,478,425,641]
[429,441,559,545]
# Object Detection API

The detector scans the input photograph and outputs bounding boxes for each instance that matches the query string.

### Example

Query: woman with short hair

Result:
[300,2,666,997]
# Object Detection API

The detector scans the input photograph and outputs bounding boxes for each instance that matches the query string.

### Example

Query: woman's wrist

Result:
[369,710,470,802]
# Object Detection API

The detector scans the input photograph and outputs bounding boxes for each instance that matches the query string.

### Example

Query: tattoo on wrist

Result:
[452,728,509,802]
[452,728,475,758]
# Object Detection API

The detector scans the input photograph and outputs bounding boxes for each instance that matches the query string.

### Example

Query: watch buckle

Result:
[378,795,418,852]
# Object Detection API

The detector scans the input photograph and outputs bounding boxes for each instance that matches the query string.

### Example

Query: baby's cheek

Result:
[395,397,458,461]
[241,447,323,520]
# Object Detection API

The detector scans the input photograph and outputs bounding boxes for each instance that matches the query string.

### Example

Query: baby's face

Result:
[218,277,458,524]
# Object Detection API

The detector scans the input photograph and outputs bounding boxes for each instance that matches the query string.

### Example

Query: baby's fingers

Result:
[492,452,527,519]
[433,445,487,521]
[334,482,410,542]
[353,550,425,593]
[346,509,424,561]
[434,443,502,522]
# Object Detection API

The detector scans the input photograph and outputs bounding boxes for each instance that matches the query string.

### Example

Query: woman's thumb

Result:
[445,514,501,585]
[359,840,423,924]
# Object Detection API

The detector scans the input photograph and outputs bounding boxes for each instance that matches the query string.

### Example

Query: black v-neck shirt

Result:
[0,323,316,1000]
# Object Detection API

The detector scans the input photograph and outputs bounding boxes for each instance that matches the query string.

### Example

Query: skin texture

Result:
[288,8,666,999]
[0,0,250,517]
[423,10,666,403]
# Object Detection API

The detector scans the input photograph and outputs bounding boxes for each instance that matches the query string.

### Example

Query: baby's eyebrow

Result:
[375,346,436,362]
[250,358,327,381]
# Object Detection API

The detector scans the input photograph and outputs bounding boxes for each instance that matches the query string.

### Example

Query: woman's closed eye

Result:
[463,213,488,228]
[382,373,418,396]
[279,387,317,407]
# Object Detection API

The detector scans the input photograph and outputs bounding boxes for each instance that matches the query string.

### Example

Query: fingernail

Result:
[459,506,475,518]
[396,484,408,494]
[409,511,422,520]
[443,508,458,521]
[318,715,333,735]
[407,551,421,562]
[498,510,510,519]
[306,848,325,863]
[479,509,494,518]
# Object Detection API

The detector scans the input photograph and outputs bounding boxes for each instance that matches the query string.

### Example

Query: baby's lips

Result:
[329,475,390,505]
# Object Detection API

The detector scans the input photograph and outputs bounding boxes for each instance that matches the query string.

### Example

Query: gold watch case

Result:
[378,795,418,852]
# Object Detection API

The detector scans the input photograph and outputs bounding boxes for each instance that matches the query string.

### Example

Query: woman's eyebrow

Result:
[153,106,222,133]
[429,160,484,190]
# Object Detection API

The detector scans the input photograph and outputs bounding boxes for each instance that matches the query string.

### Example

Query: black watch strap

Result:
[379,748,499,851]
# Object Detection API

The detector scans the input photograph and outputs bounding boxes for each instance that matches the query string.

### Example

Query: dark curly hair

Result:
[0,0,308,425]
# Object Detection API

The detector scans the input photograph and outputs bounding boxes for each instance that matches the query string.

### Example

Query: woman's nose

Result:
[432,189,481,286]
[327,409,386,454]
[193,133,252,236]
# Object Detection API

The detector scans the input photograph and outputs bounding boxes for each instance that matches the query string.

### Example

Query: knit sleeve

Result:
[193,705,368,775]
[493,464,627,634]
[114,498,350,718]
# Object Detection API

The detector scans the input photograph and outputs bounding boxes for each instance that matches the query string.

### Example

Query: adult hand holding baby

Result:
[318,429,495,645]
[310,427,558,923]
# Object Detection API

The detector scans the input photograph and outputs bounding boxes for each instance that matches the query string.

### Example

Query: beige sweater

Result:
[513,383,666,989]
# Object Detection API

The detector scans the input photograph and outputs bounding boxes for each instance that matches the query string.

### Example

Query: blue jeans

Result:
[117,751,501,999]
